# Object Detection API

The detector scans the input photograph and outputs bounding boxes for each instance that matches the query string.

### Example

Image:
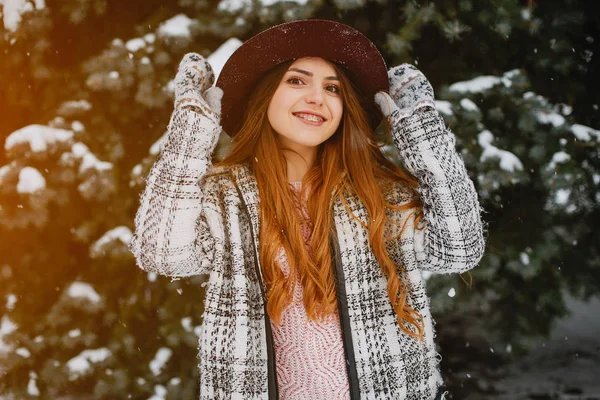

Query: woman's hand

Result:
[375,64,435,124]
[174,53,223,123]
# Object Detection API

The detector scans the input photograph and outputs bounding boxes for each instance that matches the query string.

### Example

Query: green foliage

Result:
[0,0,598,397]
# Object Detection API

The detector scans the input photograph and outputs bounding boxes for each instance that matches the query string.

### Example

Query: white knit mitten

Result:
[174,53,223,123]
[375,64,435,125]
[167,53,223,155]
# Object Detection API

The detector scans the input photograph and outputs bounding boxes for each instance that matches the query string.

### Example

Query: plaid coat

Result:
[130,103,485,399]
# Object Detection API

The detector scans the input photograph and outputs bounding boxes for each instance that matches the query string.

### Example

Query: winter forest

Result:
[0,0,599,399]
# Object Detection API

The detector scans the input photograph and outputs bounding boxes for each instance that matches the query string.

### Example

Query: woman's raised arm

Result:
[129,53,223,278]
[376,65,485,274]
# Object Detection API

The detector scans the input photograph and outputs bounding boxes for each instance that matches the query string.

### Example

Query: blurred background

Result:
[0,0,599,399]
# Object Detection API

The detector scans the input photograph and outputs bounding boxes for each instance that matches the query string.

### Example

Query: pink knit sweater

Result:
[270,182,350,400]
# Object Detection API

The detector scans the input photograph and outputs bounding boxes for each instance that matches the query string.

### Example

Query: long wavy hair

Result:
[217,59,425,340]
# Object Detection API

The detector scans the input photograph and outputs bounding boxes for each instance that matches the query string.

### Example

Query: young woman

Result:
[130,19,485,400]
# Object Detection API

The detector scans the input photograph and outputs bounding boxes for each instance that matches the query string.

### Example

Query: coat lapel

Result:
[229,164,264,282]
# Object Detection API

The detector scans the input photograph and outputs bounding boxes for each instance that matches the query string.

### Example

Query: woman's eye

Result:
[326,85,340,94]
[287,77,304,85]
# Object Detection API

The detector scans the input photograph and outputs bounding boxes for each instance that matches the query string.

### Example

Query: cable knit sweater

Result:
[272,182,350,400]
[130,100,485,398]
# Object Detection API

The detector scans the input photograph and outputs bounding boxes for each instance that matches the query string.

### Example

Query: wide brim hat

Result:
[216,19,389,136]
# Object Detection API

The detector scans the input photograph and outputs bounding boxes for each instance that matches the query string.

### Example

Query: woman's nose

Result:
[304,85,324,105]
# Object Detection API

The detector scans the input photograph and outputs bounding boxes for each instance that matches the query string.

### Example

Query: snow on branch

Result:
[17,167,46,194]
[157,14,193,39]
[67,282,101,303]
[448,70,519,94]
[435,100,453,116]
[0,315,18,354]
[478,130,523,172]
[66,348,112,380]
[149,347,172,376]
[90,226,133,258]
[1,0,45,33]
[60,142,113,175]
[208,38,243,81]
[5,125,73,153]
[571,124,600,142]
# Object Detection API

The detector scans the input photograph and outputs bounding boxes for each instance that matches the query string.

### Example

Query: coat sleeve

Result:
[129,106,222,278]
[392,108,485,274]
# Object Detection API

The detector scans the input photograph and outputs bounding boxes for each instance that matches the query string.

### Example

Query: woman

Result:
[130,19,485,400]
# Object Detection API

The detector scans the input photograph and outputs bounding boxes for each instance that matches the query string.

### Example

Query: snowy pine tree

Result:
[0,0,598,398]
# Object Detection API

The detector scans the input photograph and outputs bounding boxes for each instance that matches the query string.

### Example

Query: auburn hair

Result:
[217,59,425,340]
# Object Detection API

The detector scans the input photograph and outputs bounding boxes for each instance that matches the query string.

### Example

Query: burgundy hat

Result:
[216,19,389,136]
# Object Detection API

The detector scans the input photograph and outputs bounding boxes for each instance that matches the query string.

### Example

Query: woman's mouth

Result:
[292,112,326,125]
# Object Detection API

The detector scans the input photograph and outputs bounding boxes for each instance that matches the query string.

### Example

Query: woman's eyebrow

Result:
[287,68,339,81]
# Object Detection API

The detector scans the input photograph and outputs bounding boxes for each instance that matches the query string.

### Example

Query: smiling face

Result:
[267,57,344,156]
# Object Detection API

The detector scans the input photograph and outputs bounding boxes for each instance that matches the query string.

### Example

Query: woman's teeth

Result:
[295,113,324,122]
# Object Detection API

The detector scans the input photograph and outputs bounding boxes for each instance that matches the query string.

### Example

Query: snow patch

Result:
[71,121,85,132]
[478,130,523,172]
[0,316,18,353]
[69,142,113,174]
[450,70,518,93]
[5,125,73,152]
[125,38,146,52]
[218,0,307,11]
[16,347,31,357]
[68,329,81,338]
[0,164,12,182]
[144,33,156,44]
[150,132,167,155]
[547,151,571,170]
[149,347,172,376]
[218,0,251,12]
[164,79,175,95]
[435,100,453,116]
[536,111,565,127]
[62,99,92,112]
[157,14,193,38]
[27,371,40,396]
[194,324,203,338]
[2,0,33,32]
[208,38,243,81]
[17,167,46,194]
[66,348,111,380]
[571,124,600,142]
[450,76,502,93]
[261,0,308,6]
[132,164,143,176]
[181,317,193,332]
[67,282,101,303]
[148,384,167,400]
[6,294,17,311]
[460,98,479,112]
[555,189,570,206]
[91,226,133,255]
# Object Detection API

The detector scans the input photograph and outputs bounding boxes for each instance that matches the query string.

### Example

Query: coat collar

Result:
[230,164,354,227]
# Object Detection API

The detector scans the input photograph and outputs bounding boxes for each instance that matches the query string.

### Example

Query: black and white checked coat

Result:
[130,103,485,399]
